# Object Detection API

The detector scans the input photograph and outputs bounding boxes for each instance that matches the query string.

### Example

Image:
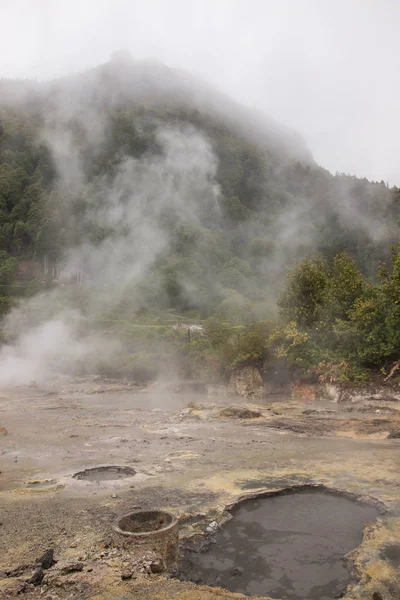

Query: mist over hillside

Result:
[0,54,399,384]
[0,53,312,158]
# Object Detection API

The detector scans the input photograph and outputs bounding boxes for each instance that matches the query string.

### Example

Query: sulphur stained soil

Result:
[181,489,379,599]
[0,377,399,599]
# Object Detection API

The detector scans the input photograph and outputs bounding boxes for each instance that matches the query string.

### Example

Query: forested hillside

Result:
[0,54,399,383]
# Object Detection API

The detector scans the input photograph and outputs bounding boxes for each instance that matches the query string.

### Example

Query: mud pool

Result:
[182,489,379,599]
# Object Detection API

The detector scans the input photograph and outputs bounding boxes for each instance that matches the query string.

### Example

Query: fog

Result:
[0,1,399,386]
[1,0,400,184]
[0,107,222,384]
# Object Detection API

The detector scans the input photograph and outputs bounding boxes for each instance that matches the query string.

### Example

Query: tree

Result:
[322,252,364,322]
[217,290,253,325]
[220,257,254,293]
[278,256,328,328]
[347,286,394,364]
[0,250,18,285]
[378,244,400,354]
[269,321,314,369]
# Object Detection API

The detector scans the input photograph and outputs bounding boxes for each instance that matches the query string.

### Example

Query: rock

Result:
[292,384,318,402]
[150,558,165,573]
[27,567,44,586]
[121,569,133,580]
[375,395,399,403]
[0,427,8,436]
[2,580,27,595]
[37,549,55,570]
[231,566,244,576]
[229,365,265,399]
[219,406,261,419]
[60,562,84,575]
[5,564,31,577]
[205,521,219,533]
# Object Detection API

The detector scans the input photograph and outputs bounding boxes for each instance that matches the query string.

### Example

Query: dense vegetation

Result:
[0,55,400,382]
[272,248,400,382]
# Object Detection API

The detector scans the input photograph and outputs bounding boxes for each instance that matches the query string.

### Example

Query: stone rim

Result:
[113,510,178,538]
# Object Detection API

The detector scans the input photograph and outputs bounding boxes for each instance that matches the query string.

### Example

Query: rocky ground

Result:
[0,378,399,599]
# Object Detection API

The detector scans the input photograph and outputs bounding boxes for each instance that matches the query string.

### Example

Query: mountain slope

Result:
[0,55,398,323]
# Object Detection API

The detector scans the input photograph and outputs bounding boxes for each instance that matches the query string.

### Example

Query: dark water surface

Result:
[184,490,379,600]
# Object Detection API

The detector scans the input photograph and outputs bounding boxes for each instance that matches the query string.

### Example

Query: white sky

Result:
[1,0,400,184]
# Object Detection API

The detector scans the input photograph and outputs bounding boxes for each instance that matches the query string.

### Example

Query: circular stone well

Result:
[72,465,136,482]
[113,510,179,569]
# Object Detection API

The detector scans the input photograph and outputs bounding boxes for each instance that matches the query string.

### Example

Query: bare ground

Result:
[0,378,399,599]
